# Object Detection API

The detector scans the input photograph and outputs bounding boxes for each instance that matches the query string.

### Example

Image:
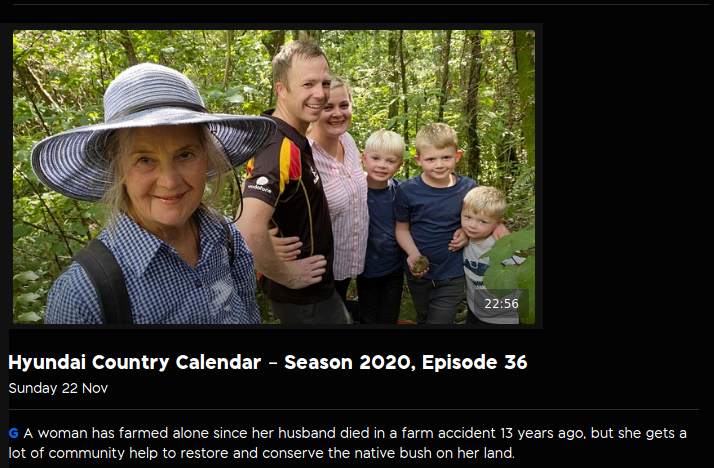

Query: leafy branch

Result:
[15,165,75,257]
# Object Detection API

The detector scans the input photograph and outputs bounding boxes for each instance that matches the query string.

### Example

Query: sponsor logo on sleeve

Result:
[247,176,273,194]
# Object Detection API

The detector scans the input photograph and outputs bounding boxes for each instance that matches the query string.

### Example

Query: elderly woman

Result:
[32,63,275,324]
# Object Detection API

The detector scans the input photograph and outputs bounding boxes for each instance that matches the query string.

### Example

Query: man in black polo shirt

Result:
[237,40,350,324]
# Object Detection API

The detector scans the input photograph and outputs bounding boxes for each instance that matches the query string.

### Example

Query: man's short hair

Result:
[272,40,328,89]
[415,122,458,154]
[462,186,507,219]
[364,129,405,160]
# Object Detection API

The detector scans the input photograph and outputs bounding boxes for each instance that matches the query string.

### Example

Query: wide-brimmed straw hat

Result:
[31,63,276,201]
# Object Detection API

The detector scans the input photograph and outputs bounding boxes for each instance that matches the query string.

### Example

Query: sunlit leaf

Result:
[16,292,41,304]
[14,271,40,283]
[226,93,244,104]
[17,312,42,323]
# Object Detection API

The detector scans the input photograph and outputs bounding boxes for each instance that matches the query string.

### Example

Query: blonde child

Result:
[461,186,522,325]
[394,123,476,324]
[357,130,405,323]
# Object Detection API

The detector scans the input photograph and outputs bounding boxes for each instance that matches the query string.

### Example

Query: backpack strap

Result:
[220,219,235,267]
[73,239,132,324]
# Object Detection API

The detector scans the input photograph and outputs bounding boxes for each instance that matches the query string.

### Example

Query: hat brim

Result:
[31,107,276,201]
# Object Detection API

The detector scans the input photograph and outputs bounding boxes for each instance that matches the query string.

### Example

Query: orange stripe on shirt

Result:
[278,138,301,194]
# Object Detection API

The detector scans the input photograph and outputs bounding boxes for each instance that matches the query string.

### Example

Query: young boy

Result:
[394,123,476,324]
[357,130,406,324]
[461,186,522,325]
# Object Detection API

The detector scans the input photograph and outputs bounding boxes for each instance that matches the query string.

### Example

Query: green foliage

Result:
[505,164,536,231]
[13,267,48,323]
[483,226,536,324]
[13,29,536,324]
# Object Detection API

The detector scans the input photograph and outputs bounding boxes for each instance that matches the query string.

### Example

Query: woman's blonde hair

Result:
[329,75,352,101]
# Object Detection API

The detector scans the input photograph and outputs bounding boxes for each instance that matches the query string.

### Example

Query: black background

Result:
[4,1,705,465]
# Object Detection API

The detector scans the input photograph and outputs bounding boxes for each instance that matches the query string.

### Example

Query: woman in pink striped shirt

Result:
[307,76,368,317]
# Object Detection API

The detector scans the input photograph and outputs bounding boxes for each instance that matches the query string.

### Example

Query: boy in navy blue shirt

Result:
[395,123,476,324]
[357,130,406,323]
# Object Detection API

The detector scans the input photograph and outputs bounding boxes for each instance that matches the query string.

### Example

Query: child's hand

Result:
[448,228,468,251]
[493,223,511,240]
[407,254,429,279]
[269,227,302,262]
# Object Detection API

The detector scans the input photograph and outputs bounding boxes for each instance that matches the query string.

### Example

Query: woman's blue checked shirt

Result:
[45,209,260,324]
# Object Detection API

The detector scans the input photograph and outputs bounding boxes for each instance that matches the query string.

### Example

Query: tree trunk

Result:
[84,30,103,96]
[496,33,521,193]
[100,30,114,81]
[463,30,483,181]
[514,30,536,168]
[261,30,285,59]
[372,30,380,61]
[261,30,285,108]
[119,30,138,66]
[437,30,452,121]
[458,31,469,94]
[387,30,399,123]
[399,31,409,146]
[95,31,108,88]
[415,90,425,144]
[223,30,234,91]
